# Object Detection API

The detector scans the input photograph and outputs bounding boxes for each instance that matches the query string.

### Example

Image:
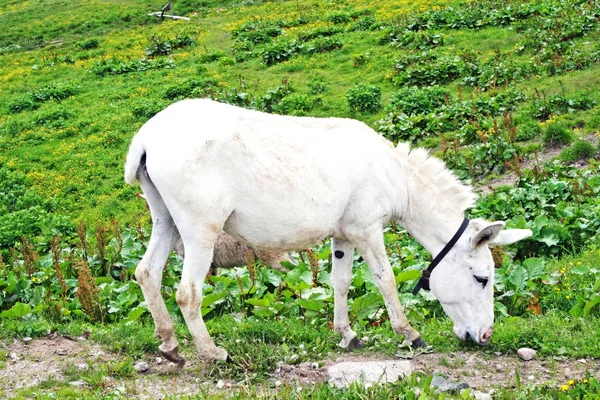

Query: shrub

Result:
[91,58,174,76]
[308,80,327,95]
[543,122,574,147]
[198,50,225,63]
[132,100,168,120]
[78,38,99,50]
[262,41,299,66]
[516,120,542,141]
[276,94,314,115]
[163,77,219,100]
[145,34,195,57]
[346,84,382,114]
[559,140,597,162]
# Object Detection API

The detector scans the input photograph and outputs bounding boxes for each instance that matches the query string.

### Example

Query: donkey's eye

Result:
[474,275,489,288]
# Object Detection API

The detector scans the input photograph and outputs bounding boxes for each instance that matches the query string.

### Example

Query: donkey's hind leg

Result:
[136,174,183,364]
[176,222,229,361]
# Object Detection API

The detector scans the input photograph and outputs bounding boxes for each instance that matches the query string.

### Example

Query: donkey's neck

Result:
[400,185,466,257]
[394,155,472,258]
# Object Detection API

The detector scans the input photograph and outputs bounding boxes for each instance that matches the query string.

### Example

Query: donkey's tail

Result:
[124,135,145,185]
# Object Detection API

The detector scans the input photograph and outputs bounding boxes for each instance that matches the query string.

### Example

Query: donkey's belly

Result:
[223,210,340,251]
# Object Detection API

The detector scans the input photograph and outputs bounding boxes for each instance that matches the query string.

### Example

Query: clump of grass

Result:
[543,122,574,147]
[559,140,597,162]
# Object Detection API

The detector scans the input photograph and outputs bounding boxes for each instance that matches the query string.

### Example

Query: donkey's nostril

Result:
[482,328,493,341]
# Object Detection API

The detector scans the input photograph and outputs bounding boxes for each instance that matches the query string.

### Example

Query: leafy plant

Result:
[346,84,381,114]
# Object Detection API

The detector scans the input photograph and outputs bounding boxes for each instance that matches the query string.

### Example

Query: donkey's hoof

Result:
[347,336,365,350]
[411,337,428,348]
[202,346,229,362]
[160,346,186,366]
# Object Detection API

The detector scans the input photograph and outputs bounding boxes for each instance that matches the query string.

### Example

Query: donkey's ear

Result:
[471,221,505,249]
[488,228,533,247]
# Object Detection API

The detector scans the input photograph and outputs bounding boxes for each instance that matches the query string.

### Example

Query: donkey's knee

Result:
[176,282,201,318]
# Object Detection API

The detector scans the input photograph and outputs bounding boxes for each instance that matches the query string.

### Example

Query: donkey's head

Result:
[428,219,531,345]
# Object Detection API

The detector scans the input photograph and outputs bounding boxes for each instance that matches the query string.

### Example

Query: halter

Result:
[412,218,470,295]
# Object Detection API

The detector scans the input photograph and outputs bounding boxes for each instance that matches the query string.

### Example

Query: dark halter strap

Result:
[412,218,470,295]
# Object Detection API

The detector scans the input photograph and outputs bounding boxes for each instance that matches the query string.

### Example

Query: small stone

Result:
[275,380,282,388]
[156,357,164,364]
[361,336,369,344]
[9,352,18,361]
[473,390,493,400]
[69,380,87,387]
[578,359,587,364]
[517,348,537,361]
[134,361,149,373]
[56,348,68,356]
[92,350,105,358]
[277,362,294,372]
[76,363,89,371]
[527,375,534,381]
[311,362,319,369]
[494,364,503,373]
[23,337,32,345]
[430,375,469,393]
[216,379,225,389]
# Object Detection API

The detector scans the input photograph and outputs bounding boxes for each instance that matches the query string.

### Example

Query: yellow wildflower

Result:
[569,380,575,385]
[561,384,569,391]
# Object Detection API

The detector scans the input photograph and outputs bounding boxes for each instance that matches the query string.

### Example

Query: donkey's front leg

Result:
[176,229,228,362]
[357,233,425,347]
[331,239,362,349]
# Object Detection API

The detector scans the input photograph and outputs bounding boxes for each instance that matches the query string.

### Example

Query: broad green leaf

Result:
[202,290,228,307]
[508,265,529,293]
[252,307,276,318]
[522,258,545,280]
[0,302,31,319]
[395,270,420,283]
[352,293,383,319]
[584,294,600,316]
[246,298,270,307]
[125,306,147,322]
[295,298,325,311]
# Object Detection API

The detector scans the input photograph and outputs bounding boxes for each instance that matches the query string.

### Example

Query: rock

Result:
[274,380,282,388]
[527,375,534,381]
[276,362,294,373]
[473,390,493,400]
[430,375,469,393]
[76,363,89,371]
[55,348,68,356]
[9,352,18,362]
[156,357,164,365]
[134,361,150,373]
[517,348,537,361]
[216,379,225,389]
[327,360,413,388]
[494,364,503,373]
[22,337,32,345]
[69,380,87,387]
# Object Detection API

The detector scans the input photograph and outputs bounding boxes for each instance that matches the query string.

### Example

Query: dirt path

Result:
[2,334,599,398]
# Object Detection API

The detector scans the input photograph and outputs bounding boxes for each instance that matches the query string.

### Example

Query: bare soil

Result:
[2,334,599,398]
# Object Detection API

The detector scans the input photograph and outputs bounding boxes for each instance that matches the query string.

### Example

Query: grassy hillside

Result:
[1,0,600,397]
[2,0,600,248]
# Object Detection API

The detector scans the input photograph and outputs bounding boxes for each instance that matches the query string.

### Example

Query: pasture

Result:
[1,0,600,398]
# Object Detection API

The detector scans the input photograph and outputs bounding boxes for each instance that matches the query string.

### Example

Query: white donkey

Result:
[124,99,531,364]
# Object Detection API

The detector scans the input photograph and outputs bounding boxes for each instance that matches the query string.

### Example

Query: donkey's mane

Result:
[396,143,477,212]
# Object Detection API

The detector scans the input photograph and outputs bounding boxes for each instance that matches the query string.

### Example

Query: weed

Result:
[346,83,382,114]
[543,123,574,147]
[560,140,597,162]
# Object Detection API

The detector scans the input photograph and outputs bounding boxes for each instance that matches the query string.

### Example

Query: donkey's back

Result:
[125,99,398,251]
